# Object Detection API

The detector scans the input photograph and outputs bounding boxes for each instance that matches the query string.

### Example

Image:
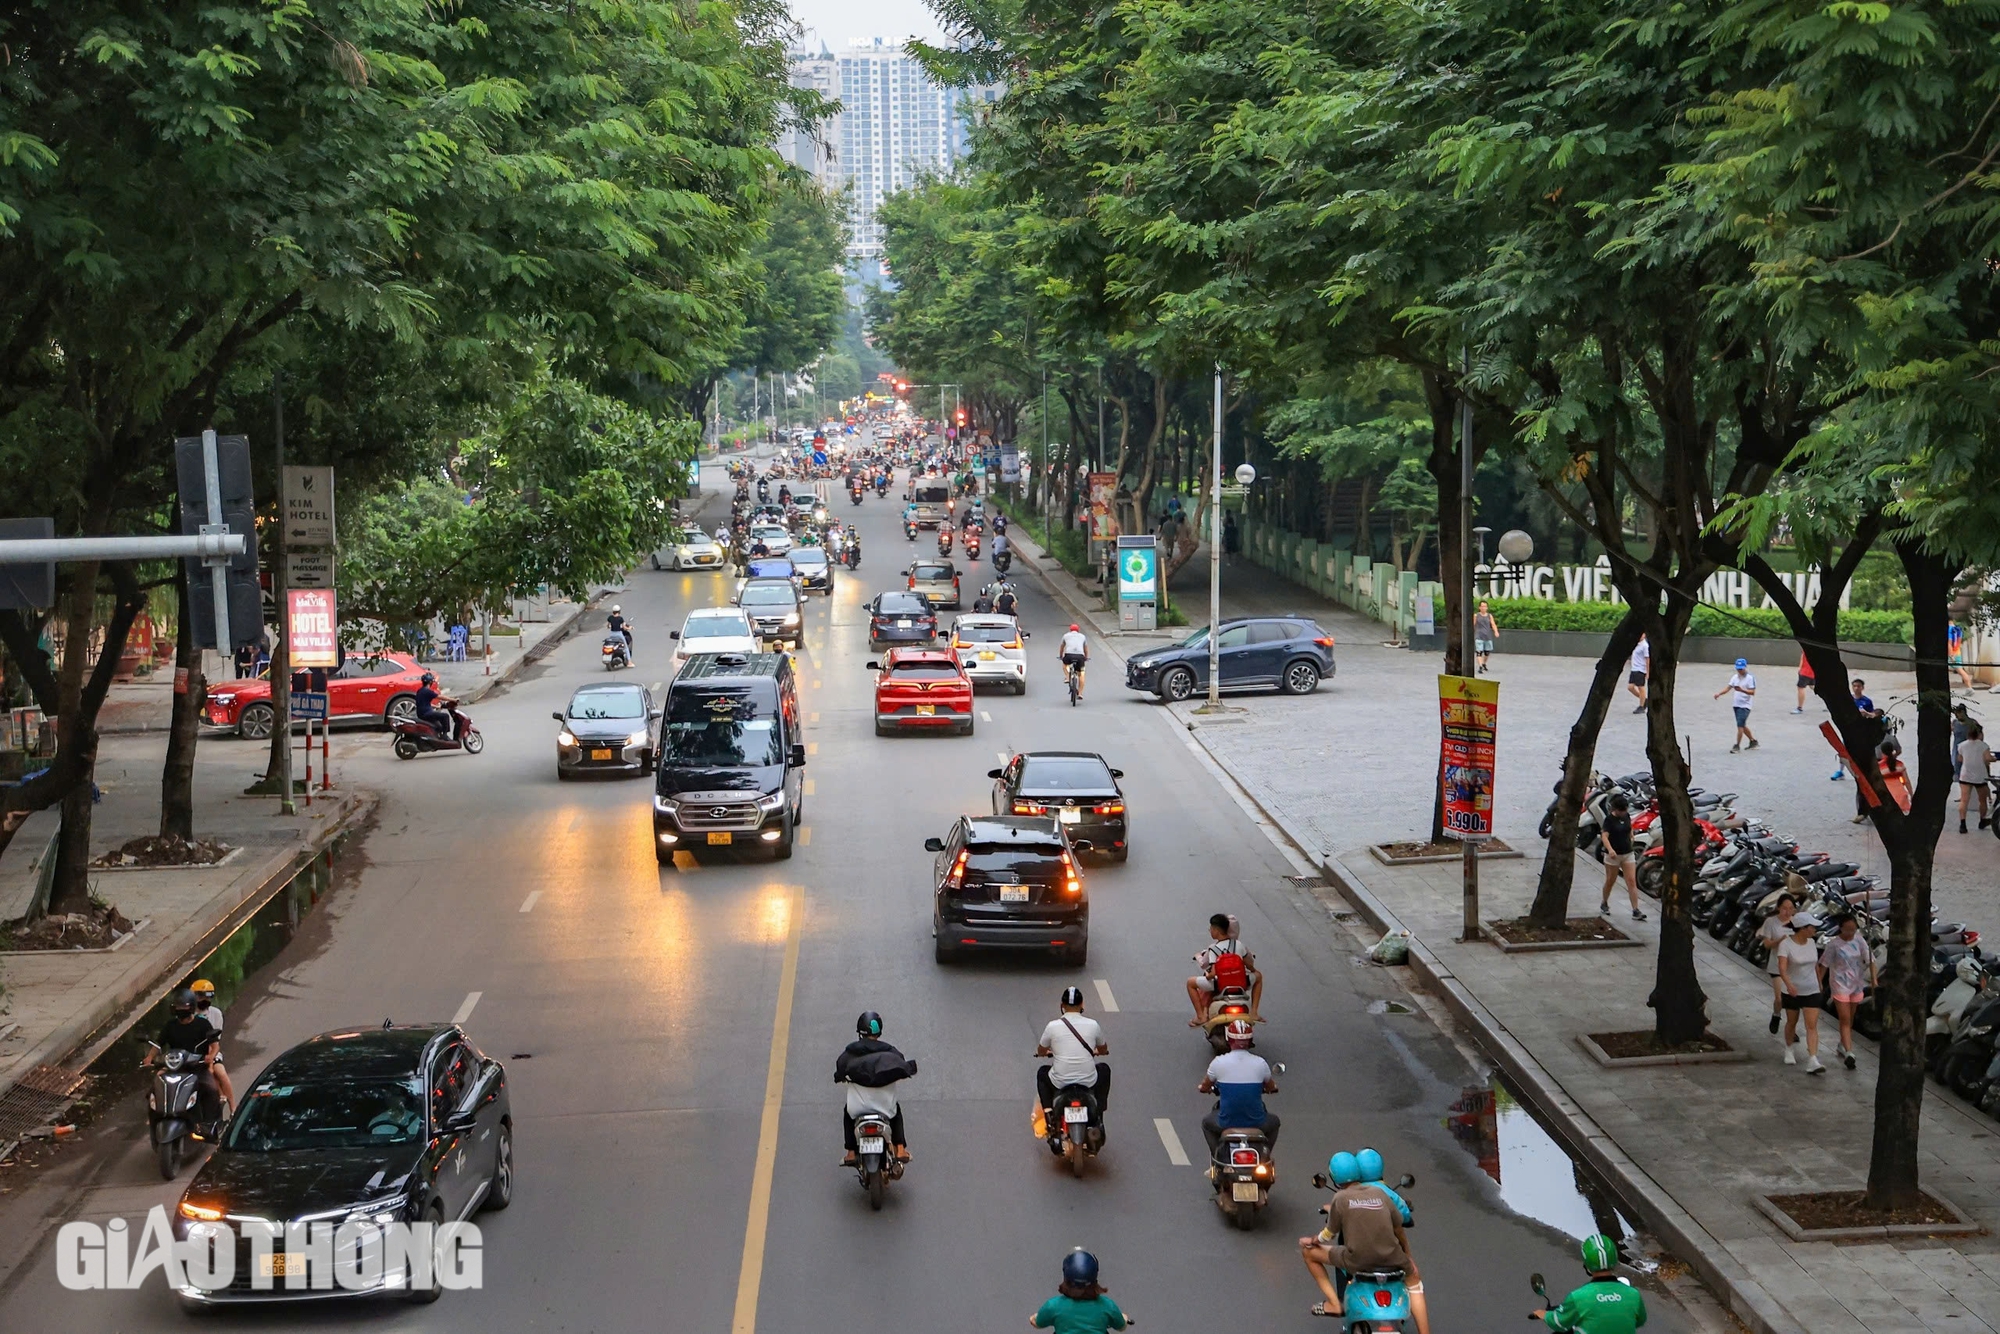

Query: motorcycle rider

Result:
[836,1011,917,1165]
[1059,623,1089,698]
[1197,1019,1278,1157]
[1299,1151,1425,1328]
[972,586,998,614]
[1187,912,1263,1025]
[187,979,236,1105]
[1030,1249,1129,1333]
[994,583,1020,618]
[993,529,1010,564]
[606,605,634,663]
[1532,1235,1644,1333]
[143,989,226,1114]
[413,672,455,743]
[1355,1147,1428,1333]
[1035,985,1110,1146]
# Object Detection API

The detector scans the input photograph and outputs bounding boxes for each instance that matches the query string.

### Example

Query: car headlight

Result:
[783,613,800,625]
[344,1194,407,1221]
[757,791,786,812]
[653,794,676,814]
[558,729,578,747]
[627,730,649,747]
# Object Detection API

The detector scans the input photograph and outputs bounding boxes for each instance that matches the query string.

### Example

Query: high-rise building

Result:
[783,40,1000,278]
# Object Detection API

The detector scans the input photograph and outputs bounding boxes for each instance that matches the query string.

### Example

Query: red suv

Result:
[204,653,430,739]
[867,647,975,737]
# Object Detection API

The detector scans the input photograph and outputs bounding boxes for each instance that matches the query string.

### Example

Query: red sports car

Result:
[868,647,975,737]
[204,652,430,739]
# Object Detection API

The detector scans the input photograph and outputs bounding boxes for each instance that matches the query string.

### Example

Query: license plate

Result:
[1001,885,1029,903]
[857,1136,885,1153]
[1059,808,1081,824]
[1232,1182,1262,1202]
[897,619,912,628]
[978,651,997,660]
[707,832,733,845]
[1064,1105,1089,1123]
[916,704,935,715]
[258,1253,303,1278]
[590,748,612,760]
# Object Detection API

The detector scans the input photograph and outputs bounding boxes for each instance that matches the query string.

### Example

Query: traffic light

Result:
[954,408,967,425]
[174,434,262,651]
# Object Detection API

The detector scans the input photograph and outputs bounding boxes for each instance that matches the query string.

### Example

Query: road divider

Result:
[1153,1117,1190,1166]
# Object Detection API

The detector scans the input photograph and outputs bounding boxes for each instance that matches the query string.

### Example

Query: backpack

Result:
[1212,949,1250,993]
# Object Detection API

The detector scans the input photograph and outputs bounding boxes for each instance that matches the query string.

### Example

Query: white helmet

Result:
[611,604,622,613]
[1224,1019,1255,1049]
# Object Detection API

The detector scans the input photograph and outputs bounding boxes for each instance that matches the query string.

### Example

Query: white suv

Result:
[949,613,1029,694]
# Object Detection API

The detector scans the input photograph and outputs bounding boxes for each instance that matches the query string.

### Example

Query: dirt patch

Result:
[1587,1029,1734,1059]
[1374,837,1515,861]
[90,834,233,868]
[1,901,135,951]
[1488,916,1629,945]
[1765,1190,1961,1231]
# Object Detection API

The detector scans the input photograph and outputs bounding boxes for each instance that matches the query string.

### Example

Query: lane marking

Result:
[798,826,812,846]
[649,680,663,693]
[1093,979,1119,1013]
[812,679,822,689]
[810,711,820,723]
[732,883,805,1333]
[807,742,819,756]
[1154,1118,1190,1167]
[804,779,816,797]
[453,991,482,1024]
[980,710,992,722]
[518,892,541,914]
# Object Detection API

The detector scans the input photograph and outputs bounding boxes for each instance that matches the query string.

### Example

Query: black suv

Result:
[1123,616,1335,702]
[926,815,1089,966]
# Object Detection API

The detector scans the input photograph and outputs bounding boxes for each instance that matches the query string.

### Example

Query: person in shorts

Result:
[1626,636,1650,713]
[1777,914,1826,1074]
[1713,658,1758,752]
[1473,601,1498,674]
[1822,915,1876,1071]
[1596,793,1645,921]
[1949,622,1975,691]
[1794,649,1814,714]
[1957,722,1991,834]
[1760,893,1798,1036]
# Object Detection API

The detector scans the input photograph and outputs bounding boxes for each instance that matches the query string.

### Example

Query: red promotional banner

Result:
[287,589,339,669]
[1439,675,1500,841]
[1087,472,1120,541]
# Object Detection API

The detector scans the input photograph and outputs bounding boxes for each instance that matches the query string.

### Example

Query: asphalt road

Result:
[0,444,1703,1332]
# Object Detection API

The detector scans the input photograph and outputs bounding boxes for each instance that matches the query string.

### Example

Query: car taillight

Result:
[908,576,916,588]
[1014,801,1046,815]
[1093,802,1124,815]
[1004,640,1020,649]
[1231,1149,1259,1165]
[948,849,968,888]
[1314,636,1335,647]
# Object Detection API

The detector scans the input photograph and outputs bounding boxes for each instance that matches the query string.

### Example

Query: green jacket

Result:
[1543,1280,1646,1334]
[1032,1293,1128,1334]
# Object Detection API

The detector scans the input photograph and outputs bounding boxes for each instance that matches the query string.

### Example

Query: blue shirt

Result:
[1360,1179,1414,1226]
[1206,1049,1271,1128]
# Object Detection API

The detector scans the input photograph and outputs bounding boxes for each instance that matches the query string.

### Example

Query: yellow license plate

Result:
[707,832,733,845]
[916,704,935,715]
[258,1253,304,1278]
[590,748,612,760]
[1232,1182,1261,1202]
[977,652,997,660]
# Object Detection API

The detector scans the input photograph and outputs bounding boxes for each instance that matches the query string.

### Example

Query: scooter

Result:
[850,487,864,506]
[937,528,954,557]
[848,1113,905,1210]
[966,532,982,561]
[1313,1168,1417,1330]
[602,633,632,671]
[1927,954,1989,1062]
[1207,1063,1285,1229]
[1039,1079,1107,1179]
[993,547,1013,576]
[389,700,483,760]
[146,1043,230,1179]
[845,541,861,570]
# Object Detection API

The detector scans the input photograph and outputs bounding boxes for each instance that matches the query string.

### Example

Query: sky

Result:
[787,0,945,53]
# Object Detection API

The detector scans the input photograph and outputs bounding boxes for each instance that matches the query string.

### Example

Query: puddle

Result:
[1447,1078,1645,1256]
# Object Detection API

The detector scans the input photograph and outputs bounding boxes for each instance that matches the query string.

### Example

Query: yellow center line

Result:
[732,882,804,1333]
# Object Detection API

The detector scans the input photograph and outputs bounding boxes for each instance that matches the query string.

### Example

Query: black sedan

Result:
[554,682,661,778]
[990,751,1128,861]
[171,1024,511,1307]
[1123,616,1336,702]
[867,591,940,650]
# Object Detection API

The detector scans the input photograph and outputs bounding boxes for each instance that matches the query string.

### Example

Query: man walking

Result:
[1597,794,1647,921]
[1713,658,1759,752]
[1626,636,1650,713]
[1473,602,1498,675]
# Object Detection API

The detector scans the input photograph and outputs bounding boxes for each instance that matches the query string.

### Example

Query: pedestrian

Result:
[1832,678,1879,781]
[1473,601,1498,675]
[1952,702,1973,780]
[1777,913,1826,1074]
[1949,622,1975,692]
[1713,657,1758,752]
[1823,915,1876,1071]
[1626,636,1650,712]
[1957,723,1991,834]
[1596,793,1647,922]
[1793,649,1813,713]
[1761,893,1798,1035]
[1223,511,1240,561]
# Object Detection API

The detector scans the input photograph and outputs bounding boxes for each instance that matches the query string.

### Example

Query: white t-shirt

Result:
[1629,640,1650,673]
[1777,936,1821,994]
[1959,739,1992,785]
[1039,1014,1105,1087]
[1760,914,1793,976]
[1728,672,1757,708]
[1059,630,1088,657]
[1205,1049,1272,1087]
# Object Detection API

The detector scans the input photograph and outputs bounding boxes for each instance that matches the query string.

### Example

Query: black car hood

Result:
[188,1144,423,1221]
[566,718,644,741]
[655,763,780,796]
[1126,643,1192,667]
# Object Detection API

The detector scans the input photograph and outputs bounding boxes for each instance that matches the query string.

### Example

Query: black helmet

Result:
[856,1011,883,1038]
[1061,1249,1099,1286]
[421,671,436,686]
[170,988,197,1013]
[1061,986,1084,1009]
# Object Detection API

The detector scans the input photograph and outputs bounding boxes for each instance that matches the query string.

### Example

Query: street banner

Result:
[287,589,339,669]
[1117,537,1157,601]
[1438,675,1500,841]
[281,466,335,547]
[1087,473,1119,541]
[999,444,1021,483]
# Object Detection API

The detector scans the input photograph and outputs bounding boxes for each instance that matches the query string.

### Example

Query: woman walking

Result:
[1958,723,1992,834]
[1777,915,1827,1074]
[1823,915,1877,1071]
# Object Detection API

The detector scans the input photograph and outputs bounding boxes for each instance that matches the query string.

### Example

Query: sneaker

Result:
[1632,705,1645,714]
[1631,909,1648,922]
[1769,1014,1781,1035]
[1790,707,1804,714]
[1783,1045,1797,1065]
[1746,739,1759,749]
[1830,771,1845,781]
[1805,1056,1825,1075]
[1852,814,1868,824]
[1843,1050,1856,1070]
[1598,901,1611,915]
[1730,743,1742,754]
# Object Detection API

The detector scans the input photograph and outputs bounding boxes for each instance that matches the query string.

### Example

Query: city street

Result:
[0,453,1705,1331]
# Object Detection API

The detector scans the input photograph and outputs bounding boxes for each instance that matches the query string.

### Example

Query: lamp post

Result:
[1459,350,1479,942]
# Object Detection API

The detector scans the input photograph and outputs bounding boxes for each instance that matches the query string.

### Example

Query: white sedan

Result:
[653,527,725,571]
[670,607,760,673]
[747,522,792,556]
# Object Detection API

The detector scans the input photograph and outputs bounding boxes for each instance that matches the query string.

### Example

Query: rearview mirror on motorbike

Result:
[1312,1172,1330,1190]
[1397,1173,1415,1188]
[1273,1062,1287,1075]
[923,837,945,852]
[1530,1273,1547,1299]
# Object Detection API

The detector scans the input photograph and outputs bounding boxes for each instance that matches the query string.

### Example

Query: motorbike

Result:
[850,487,864,506]
[848,1113,905,1210]
[146,1043,230,1179]
[993,547,1013,576]
[1927,954,1989,1062]
[966,533,982,561]
[876,480,889,498]
[390,700,483,760]
[1315,1168,1417,1330]
[756,479,770,502]
[1208,1062,1285,1228]
[845,541,861,570]
[1039,1080,1108,1179]
[937,528,954,556]
[602,632,632,671]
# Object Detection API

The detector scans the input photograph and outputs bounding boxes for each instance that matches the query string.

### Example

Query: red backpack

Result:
[1212,949,1250,993]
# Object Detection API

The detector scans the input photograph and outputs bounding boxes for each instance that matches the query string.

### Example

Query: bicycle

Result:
[1064,658,1084,707]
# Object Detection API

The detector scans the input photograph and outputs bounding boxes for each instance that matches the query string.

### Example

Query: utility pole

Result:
[1459,346,1479,940]
[1206,367,1223,709]
[269,375,294,814]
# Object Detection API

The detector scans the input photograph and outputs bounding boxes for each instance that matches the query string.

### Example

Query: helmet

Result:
[1327,1151,1361,1187]
[1581,1233,1620,1273]
[1061,1249,1099,1287]
[1224,1019,1255,1048]
[856,1011,883,1038]
[421,672,436,686]
[170,988,197,1013]
[1355,1147,1385,1183]
[190,979,216,1000]
[1061,985,1085,1009]
[1068,623,1080,632]
[611,604,622,613]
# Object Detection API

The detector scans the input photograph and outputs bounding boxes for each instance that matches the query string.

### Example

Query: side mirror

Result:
[987,768,1004,779]
[669,630,680,639]
[1273,1061,1287,1075]
[649,708,664,720]
[866,660,881,671]
[923,837,945,852]
[1530,1274,1547,1300]
[1021,629,1031,638]
[790,744,807,768]
[1396,1173,1415,1189]
[1109,768,1124,779]
[552,711,566,722]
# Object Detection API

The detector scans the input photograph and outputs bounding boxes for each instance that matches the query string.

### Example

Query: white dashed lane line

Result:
[1093,979,1119,1012]
[453,991,483,1024]
[1154,1118,1191,1167]
[519,892,541,914]
[980,711,992,722]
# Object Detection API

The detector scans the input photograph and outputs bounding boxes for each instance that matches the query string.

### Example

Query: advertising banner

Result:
[999,444,1021,483]
[287,589,339,669]
[1438,675,1500,841]
[1087,473,1119,541]
[1116,537,1157,601]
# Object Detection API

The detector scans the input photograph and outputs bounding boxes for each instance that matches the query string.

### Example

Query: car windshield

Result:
[914,485,951,503]
[955,623,1017,644]
[1020,758,1115,792]
[740,584,797,607]
[965,846,1066,881]
[568,689,645,720]
[1178,626,1211,649]
[791,551,828,568]
[682,530,712,545]
[225,1078,426,1151]
[887,661,959,678]
[661,715,782,767]
[751,526,786,540]
[877,596,928,616]
[684,615,750,639]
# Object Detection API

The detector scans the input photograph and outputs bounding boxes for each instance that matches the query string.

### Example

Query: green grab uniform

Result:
[1542,1279,1647,1334]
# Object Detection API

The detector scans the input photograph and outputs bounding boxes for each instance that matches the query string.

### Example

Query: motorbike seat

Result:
[1220,1126,1266,1142]
[1349,1268,1407,1282]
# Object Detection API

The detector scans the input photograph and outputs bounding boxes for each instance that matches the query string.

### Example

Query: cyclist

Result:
[1059,624,1089,699]
[1532,1234,1644,1333]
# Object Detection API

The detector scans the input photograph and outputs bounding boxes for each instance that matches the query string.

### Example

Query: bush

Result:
[1477,598,1911,643]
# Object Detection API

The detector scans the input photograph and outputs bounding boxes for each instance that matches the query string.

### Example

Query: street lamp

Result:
[1497,529,1533,599]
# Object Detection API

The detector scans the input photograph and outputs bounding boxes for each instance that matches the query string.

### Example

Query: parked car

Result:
[991,751,1128,860]
[1123,616,1336,702]
[867,592,940,650]
[868,647,974,736]
[204,652,428,739]
[949,613,1028,693]
[927,815,1088,965]
[906,558,961,609]
[555,681,661,779]
[653,526,725,571]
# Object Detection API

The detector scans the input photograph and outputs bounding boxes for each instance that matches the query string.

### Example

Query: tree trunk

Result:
[160,574,205,839]
[45,565,100,913]
[1421,371,1464,845]
[1638,597,1708,1045]
[1528,609,1646,928]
